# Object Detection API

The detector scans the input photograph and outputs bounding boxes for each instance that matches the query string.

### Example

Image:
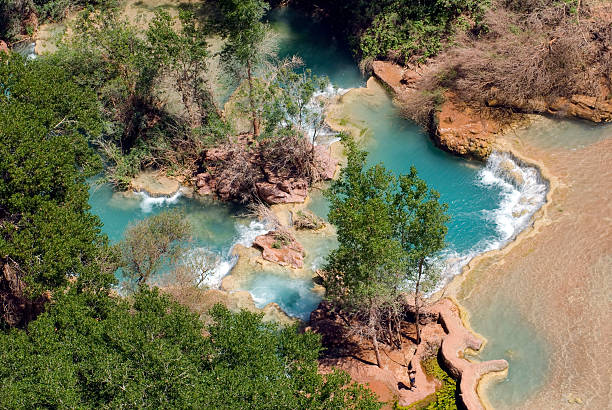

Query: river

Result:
[85,7,593,408]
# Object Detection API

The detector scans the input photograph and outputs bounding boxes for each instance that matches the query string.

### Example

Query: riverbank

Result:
[450,119,612,408]
[366,57,611,407]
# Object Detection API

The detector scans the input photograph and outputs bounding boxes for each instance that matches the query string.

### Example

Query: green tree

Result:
[147,8,221,128]
[116,210,192,290]
[0,288,381,409]
[395,168,449,345]
[0,54,113,326]
[324,136,449,365]
[217,0,271,137]
[324,136,407,367]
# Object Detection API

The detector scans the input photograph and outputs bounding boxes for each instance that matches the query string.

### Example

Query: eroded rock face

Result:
[372,60,499,160]
[256,179,308,204]
[253,231,305,269]
[372,59,612,161]
[435,92,499,160]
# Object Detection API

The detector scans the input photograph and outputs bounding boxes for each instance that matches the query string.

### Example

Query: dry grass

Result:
[403,0,612,125]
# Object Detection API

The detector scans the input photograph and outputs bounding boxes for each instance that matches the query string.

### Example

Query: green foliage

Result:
[49,7,226,186]
[217,0,270,69]
[293,0,490,63]
[0,54,113,297]
[0,289,381,409]
[0,1,117,42]
[324,134,449,304]
[422,356,458,410]
[324,136,407,310]
[262,64,330,140]
[323,134,448,357]
[116,210,192,290]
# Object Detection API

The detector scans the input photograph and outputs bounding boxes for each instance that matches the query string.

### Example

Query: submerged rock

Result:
[131,171,180,197]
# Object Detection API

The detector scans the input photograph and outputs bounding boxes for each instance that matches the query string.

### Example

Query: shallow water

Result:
[240,271,322,320]
[269,8,363,89]
[459,121,612,408]
[88,183,270,287]
[327,81,547,283]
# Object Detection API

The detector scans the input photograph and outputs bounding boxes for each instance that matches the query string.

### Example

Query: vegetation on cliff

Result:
[0,54,114,327]
[0,55,380,408]
[0,0,118,43]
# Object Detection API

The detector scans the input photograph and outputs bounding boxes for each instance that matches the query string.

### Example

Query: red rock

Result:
[256,181,308,204]
[310,298,508,410]
[253,231,305,269]
[435,92,499,160]
[314,145,338,180]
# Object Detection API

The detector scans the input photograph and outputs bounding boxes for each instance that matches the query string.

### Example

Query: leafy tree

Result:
[324,136,449,366]
[50,7,229,188]
[147,8,221,128]
[324,136,407,367]
[116,210,192,290]
[395,169,449,345]
[0,54,113,327]
[217,0,271,136]
[0,288,381,409]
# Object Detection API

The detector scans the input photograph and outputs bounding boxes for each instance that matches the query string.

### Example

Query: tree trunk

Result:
[415,259,423,345]
[397,318,403,350]
[372,333,383,368]
[246,61,260,137]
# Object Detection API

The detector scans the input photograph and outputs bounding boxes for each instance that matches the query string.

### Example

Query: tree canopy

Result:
[0,54,112,303]
[324,136,449,364]
[0,288,381,409]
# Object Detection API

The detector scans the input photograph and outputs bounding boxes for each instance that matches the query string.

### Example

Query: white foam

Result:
[187,220,270,289]
[234,220,270,248]
[135,190,182,213]
[204,256,238,288]
[434,151,548,289]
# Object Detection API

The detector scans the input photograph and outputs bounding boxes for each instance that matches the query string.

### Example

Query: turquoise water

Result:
[466,298,550,408]
[271,8,545,268]
[268,8,363,89]
[242,272,322,320]
[89,183,242,248]
[88,8,546,335]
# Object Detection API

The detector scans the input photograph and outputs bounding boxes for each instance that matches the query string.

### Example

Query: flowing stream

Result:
[88,7,558,407]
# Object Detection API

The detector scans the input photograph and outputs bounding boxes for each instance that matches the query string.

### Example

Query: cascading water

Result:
[89,7,548,323]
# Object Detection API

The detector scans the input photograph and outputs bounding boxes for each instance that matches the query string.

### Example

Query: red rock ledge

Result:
[372,60,612,160]
[253,231,305,269]
[311,298,507,409]
[433,299,508,410]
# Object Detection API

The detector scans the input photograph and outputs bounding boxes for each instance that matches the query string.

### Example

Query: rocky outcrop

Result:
[253,231,305,269]
[256,178,308,204]
[194,137,337,205]
[131,172,180,197]
[0,41,9,55]
[372,60,500,160]
[372,59,612,160]
[435,93,499,160]
[310,298,508,409]
[491,94,612,123]
[432,299,508,410]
